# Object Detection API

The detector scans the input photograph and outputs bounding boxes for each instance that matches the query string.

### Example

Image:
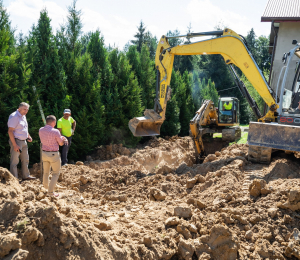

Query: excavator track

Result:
[222,127,241,142]
[248,145,272,164]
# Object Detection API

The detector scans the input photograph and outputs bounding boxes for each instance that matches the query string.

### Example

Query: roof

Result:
[261,0,300,22]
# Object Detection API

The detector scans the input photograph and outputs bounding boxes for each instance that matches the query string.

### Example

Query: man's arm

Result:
[27,133,33,142]
[55,131,68,146]
[72,120,76,135]
[57,119,62,134]
[8,128,20,152]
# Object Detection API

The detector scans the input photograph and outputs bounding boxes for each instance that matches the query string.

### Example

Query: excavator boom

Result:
[129,28,278,137]
[190,100,215,157]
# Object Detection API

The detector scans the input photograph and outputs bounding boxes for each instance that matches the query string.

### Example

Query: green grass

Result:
[230,132,248,145]
[15,218,30,232]
[213,133,222,138]
[212,132,248,145]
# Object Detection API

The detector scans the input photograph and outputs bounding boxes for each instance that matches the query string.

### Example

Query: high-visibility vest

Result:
[224,103,232,110]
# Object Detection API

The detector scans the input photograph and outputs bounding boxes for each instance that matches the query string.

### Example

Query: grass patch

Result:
[213,133,222,138]
[230,132,248,145]
[15,217,30,232]
[213,130,248,145]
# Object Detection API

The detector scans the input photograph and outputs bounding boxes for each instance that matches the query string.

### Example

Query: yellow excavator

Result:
[189,97,241,158]
[129,28,300,163]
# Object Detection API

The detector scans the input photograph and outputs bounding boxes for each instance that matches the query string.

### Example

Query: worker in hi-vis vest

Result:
[223,101,232,111]
[222,101,233,122]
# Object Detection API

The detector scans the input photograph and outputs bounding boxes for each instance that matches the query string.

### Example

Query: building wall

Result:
[270,22,300,99]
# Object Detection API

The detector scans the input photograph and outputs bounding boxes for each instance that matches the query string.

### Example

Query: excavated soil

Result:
[1,136,300,260]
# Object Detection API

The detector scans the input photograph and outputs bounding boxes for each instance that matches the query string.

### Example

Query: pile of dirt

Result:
[1,136,300,259]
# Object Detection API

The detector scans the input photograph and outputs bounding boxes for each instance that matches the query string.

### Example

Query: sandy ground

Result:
[1,136,300,260]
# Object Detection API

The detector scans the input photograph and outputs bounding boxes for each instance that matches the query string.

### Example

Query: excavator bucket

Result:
[128,109,163,137]
[248,122,300,151]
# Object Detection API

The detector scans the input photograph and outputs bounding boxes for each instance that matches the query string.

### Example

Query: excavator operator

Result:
[222,101,233,122]
[223,101,232,111]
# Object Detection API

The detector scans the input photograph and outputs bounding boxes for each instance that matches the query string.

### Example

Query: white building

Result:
[261,0,300,93]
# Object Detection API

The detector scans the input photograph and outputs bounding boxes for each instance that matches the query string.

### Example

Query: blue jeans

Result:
[61,136,72,165]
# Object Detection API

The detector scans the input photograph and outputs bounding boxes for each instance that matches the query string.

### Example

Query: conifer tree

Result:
[126,45,141,81]
[200,78,219,105]
[66,0,82,55]
[179,24,194,74]
[256,36,271,72]
[192,70,202,110]
[107,48,125,127]
[55,0,83,101]
[139,45,155,108]
[245,28,258,63]
[126,44,155,109]
[68,52,105,158]
[166,29,184,72]
[131,21,146,52]
[131,21,157,57]
[160,94,181,136]
[29,9,67,116]
[179,71,194,136]
[108,49,143,144]
[88,30,112,83]
[144,32,157,59]
[88,30,115,137]
[160,70,180,136]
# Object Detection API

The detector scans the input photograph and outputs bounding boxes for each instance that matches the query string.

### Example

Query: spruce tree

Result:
[179,24,194,74]
[160,94,181,137]
[107,48,124,127]
[68,52,105,158]
[245,28,258,62]
[29,9,67,116]
[179,71,194,136]
[131,21,157,57]
[56,0,83,100]
[200,78,219,105]
[160,70,181,136]
[256,35,271,72]
[192,70,202,110]
[108,49,143,144]
[126,44,155,109]
[166,29,184,72]
[88,30,115,140]
[126,45,141,81]
[139,44,155,109]
[144,32,157,59]
[131,21,146,52]
[66,0,82,55]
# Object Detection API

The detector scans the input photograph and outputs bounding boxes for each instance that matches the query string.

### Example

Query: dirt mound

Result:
[2,137,300,259]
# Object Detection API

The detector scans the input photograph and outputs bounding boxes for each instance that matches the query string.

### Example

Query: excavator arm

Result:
[129,28,278,137]
[189,100,217,157]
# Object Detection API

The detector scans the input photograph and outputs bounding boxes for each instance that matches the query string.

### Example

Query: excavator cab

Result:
[218,97,240,125]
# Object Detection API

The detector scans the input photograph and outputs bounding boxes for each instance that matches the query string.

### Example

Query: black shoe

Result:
[22,176,36,181]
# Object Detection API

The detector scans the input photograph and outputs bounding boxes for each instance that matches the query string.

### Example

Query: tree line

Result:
[0,0,271,167]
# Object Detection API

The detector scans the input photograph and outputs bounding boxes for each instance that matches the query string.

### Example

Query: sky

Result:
[3,0,271,48]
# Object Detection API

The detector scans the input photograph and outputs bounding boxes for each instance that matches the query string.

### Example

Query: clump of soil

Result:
[1,136,300,260]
